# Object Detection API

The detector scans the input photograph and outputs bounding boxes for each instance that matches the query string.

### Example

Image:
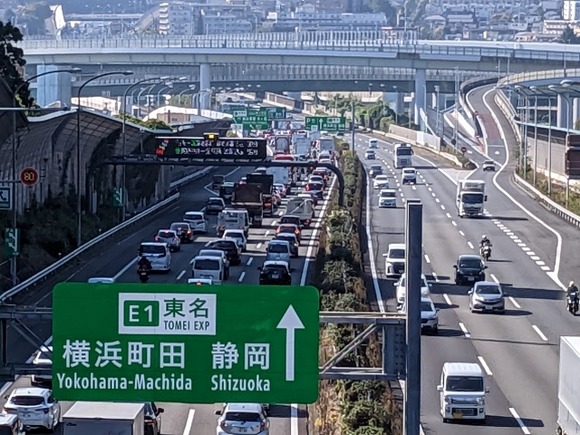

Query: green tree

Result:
[363,0,395,20]
[0,21,33,106]
[561,26,580,44]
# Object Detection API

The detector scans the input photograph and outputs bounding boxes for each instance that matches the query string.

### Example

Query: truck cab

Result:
[456,180,487,217]
[437,362,487,423]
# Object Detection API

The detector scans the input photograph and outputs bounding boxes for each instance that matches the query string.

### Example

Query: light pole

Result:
[514,85,532,177]
[530,86,555,194]
[177,84,197,106]
[121,77,168,222]
[434,85,441,137]
[156,83,174,107]
[549,84,574,206]
[76,70,133,247]
[529,86,541,186]
[393,85,399,125]
[9,67,81,287]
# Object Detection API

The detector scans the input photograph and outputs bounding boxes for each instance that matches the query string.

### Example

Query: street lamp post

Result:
[177,85,197,106]
[9,67,81,287]
[434,85,441,137]
[531,86,555,194]
[156,83,174,107]
[76,70,133,247]
[549,84,573,207]
[393,85,399,125]
[121,77,168,222]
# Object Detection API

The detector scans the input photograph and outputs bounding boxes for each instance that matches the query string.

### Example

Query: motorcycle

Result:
[138,266,150,283]
[567,292,579,315]
[480,244,492,261]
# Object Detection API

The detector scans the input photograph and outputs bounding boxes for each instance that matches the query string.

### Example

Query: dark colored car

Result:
[276,223,301,243]
[305,182,324,200]
[453,254,487,285]
[219,182,236,203]
[274,233,299,257]
[206,197,225,215]
[170,222,193,243]
[144,402,164,435]
[205,239,242,265]
[369,165,383,178]
[258,261,293,285]
[280,214,302,229]
[212,175,225,190]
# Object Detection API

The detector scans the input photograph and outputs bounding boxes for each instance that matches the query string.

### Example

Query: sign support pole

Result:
[404,201,422,435]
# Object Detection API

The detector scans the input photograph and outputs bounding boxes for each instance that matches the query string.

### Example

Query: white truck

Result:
[456,180,487,217]
[292,135,310,158]
[216,209,248,236]
[318,136,335,155]
[62,402,144,435]
[266,166,290,187]
[557,336,580,435]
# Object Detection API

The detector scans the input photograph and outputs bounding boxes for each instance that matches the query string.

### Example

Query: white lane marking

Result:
[265,230,271,236]
[238,271,246,282]
[518,243,527,247]
[446,212,452,218]
[291,404,299,435]
[271,221,277,227]
[440,205,446,210]
[542,265,551,271]
[458,322,471,338]
[467,241,474,249]
[113,257,138,280]
[424,255,431,264]
[435,198,440,203]
[522,247,530,252]
[279,210,284,216]
[509,408,531,435]
[526,251,535,256]
[364,173,386,313]
[256,243,262,249]
[177,270,186,280]
[477,356,493,376]
[246,257,254,266]
[490,274,499,284]
[532,325,548,341]
[443,293,452,306]
[483,88,564,289]
[536,260,545,265]
[530,255,540,261]
[459,230,465,237]
[431,192,436,197]
[506,231,514,236]
[510,235,518,239]
[183,409,196,435]
[412,185,417,190]
[514,238,522,243]
[451,221,457,227]
[432,272,439,282]
[509,297,522,309]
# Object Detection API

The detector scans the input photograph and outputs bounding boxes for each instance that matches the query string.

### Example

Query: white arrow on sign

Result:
[276,305,305,382]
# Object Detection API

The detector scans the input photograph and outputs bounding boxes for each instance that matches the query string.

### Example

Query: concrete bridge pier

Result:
[414,68,426,129]
[430,91,447,110]
[36,65,73,107]
[199,63,211,110]
[384,92,403,118]
[573,98,580,128]
[557,93,572,129]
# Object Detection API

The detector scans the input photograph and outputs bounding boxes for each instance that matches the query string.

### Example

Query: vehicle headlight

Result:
[477,397,485,405]
[444,396,451,403]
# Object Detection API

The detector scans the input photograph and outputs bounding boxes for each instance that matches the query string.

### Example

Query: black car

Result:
[453,254,487,285]
[369,165,383,178]
[258,261,293,285]
[169,222,194,243]
[212,175,225,190]
[144,402,164,435]
[206,239,242,265]
[274,233,299,257]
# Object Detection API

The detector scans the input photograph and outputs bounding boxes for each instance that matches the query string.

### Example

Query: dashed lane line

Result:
[458,322,471,338]
[183,409,196,435]
[176,270,186,280]
[443,293,452,306]
[451,221,458,227]
[238,271,246,283]
[432,272,439,282]
[246,257,254,266]
[446,212,452,218]
[509,297,522,309]
[424,255,431,264]
[477,356,493,376]
[509,408,531,435]
[459,230,465,237]
[532,325,548,341]
[467,241,474,249]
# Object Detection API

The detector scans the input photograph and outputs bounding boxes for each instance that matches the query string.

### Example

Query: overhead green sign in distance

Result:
[305,116,347,132]
[52,283,320,404]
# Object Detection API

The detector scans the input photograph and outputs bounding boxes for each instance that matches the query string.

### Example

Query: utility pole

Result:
[404,200,422,435]
[453,67,459,148]
[351,100,356,152]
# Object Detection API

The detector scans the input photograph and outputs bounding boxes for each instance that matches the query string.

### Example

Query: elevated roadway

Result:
[353,131,567,434]
[1,163,335,435]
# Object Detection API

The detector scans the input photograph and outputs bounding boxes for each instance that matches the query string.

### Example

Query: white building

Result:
[202,14,253,34]
[158,2,197,36]
[563,0,580,20]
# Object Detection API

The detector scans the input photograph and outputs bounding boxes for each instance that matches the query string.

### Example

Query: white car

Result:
[364,150,376,159]
[482,160,496,171]
[31,346,52,387]
[3,388,61,431]
[138,242,172,272]
[87,277,115,284]
[188,278,216,285]
[183,211,208,233]
[215,403,269,435]
[222,229,247,252]
[401,167,417,184]
[273,183,287,197]
[197,249,231,279]
[382,243,405,277]
[373,175,390,189]
[395,273,431,307]
[398,296,439,334]
[378,189,397,208]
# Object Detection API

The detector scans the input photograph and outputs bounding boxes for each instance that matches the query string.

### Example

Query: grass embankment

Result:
[519,165,580,215]
[310,145,402,434]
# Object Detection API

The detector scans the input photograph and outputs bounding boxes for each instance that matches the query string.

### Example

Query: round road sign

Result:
[20,167,39,187]
[460,146,468,154]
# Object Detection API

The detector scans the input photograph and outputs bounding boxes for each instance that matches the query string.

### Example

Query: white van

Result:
[217,209,249,237]
[285,197,315,227]
[191,256,225,284]
[437,362,487,422]
[369,138,378,149]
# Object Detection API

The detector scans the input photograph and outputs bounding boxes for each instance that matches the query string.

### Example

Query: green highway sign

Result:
[53,283,320,404]
[233,109,271,130]
[263,107,287,120]
[305,116,347,132]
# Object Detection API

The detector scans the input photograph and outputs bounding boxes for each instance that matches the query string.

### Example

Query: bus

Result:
[393,143,414,169]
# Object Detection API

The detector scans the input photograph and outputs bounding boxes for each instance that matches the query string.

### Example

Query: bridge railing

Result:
[498,68,580,87]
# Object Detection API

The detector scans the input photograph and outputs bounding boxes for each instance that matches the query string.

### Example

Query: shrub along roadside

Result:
[311,146,401,434]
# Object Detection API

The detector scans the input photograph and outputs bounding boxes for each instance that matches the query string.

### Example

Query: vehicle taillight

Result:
[305,185,311,191]
[3,407,15,414]
[154,236,160,241]
[260,420,269,431]
[219,421,227,430]
[295,230,300,235]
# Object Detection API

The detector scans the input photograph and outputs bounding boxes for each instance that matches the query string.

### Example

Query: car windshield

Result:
[171,223,187,230]
[375,176,388,181]
[484,160,494,165]
[222,185,235,194]
[213,176,225,182]
[445,376,484,392]
[269,244,289,253]
[276,235,295,243]
[225,233,243,240]
[210,241,235,250]
[158,231,175,238]
[460,259,482,269]
[396,147,413,156]
[389,249,405,259]
[264,265,287,274]
[224,412,261,422]
[380,191,396,198]
[279,225,296,232]
[476,285,501,295]
[140,245,165,254]
[420,301,434,312]
[184,214,202,221]
[371,166,382,171]
[11,395,44,406]
[208,199,222,204]
[194,259,220,270]
[462,193,483,204]
[366,151,375,155]
[281,217,299,224]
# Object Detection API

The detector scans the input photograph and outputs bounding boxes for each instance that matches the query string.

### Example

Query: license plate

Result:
[468,277,475,281]
[452,411,463,419]
[236,428,248,433]
[272,274,280,279]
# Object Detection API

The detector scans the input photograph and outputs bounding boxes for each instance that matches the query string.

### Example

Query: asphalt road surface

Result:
[1,165,334,435]
[352,131,570,435]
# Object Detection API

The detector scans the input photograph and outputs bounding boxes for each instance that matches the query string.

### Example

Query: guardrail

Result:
[0,166,214,303]
[497,68,580,87]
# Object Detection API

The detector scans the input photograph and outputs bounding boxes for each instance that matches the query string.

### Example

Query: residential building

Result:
[563,0,580,20]
[202,14,253,34]
[267,11,388,31]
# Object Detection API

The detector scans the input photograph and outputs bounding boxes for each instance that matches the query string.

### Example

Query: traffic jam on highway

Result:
[0,113,336,435]
[357,125,578,435]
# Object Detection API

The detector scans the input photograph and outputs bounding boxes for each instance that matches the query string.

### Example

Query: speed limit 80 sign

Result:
[20,167,39,187]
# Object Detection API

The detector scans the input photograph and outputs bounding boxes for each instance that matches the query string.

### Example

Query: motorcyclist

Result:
[567,281,579,297]
[480,235,491,249]
[138,256,152,272]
